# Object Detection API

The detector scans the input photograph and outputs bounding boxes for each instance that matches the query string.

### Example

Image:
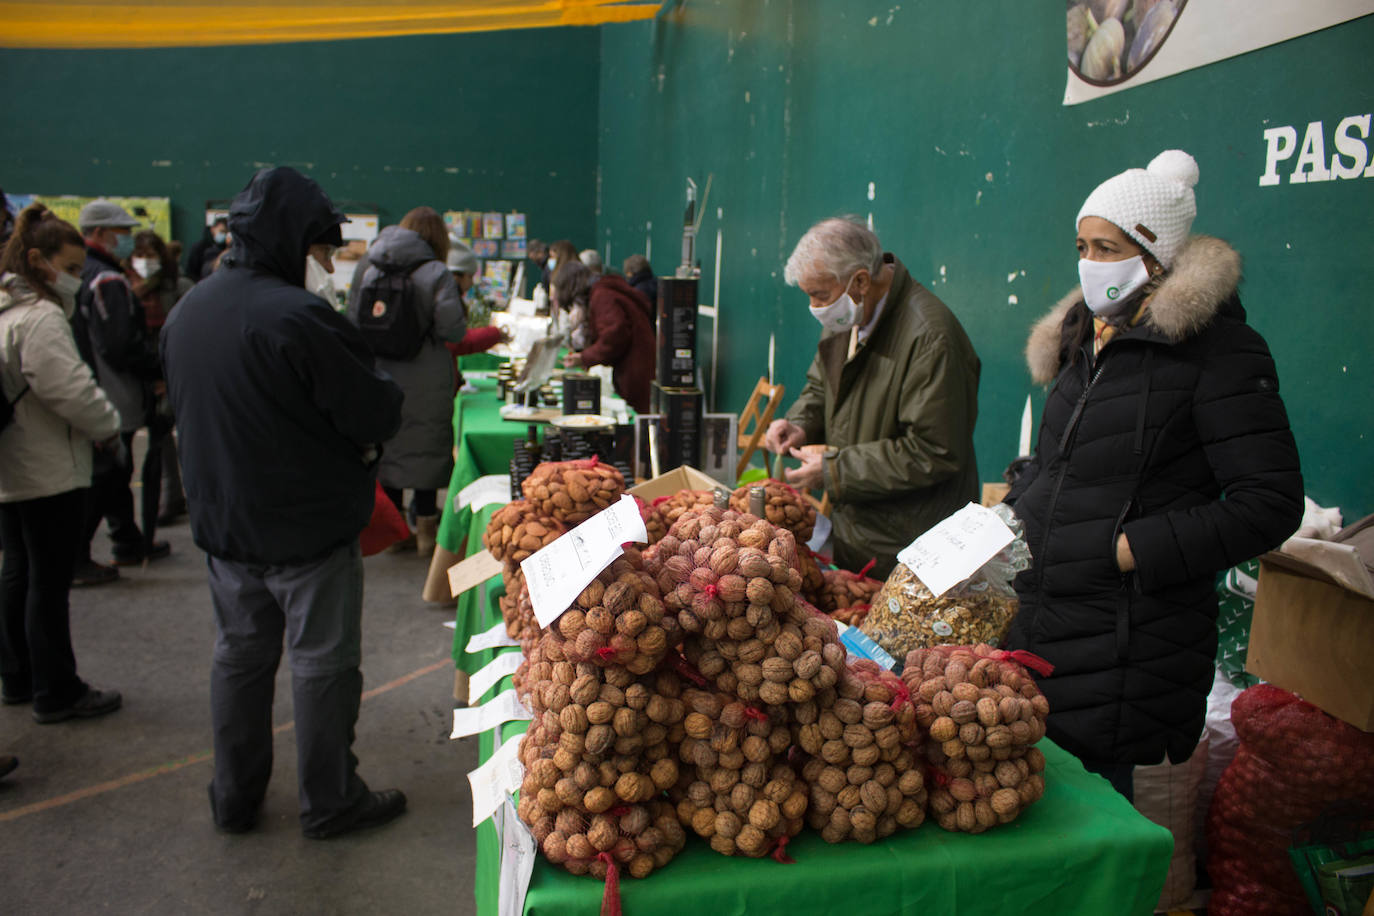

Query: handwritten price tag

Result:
[450,690,532,740]
[521,494,648,628]
[895,503,1015,598]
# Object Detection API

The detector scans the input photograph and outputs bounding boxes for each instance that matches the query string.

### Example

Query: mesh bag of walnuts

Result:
[795,659,927,844]
[544,557,681,675]
[903,644,1052,833]
[671,688,807,858]
[644,505,847,708]
[484,500,564,565]
[635,496,668,546]
[814,562,882,615]
[522,457,626,526]
[646,490,718,544]
[728,479,816,544]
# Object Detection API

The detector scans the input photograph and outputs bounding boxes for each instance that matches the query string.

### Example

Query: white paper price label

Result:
[469,651,524,702]
[494,798,535,916]
[895,502,1015,598]
[450,690,532,740]
[457,474,512,513]
[467,735,525,827]
[520,494,648,628]
[467,619,521,654]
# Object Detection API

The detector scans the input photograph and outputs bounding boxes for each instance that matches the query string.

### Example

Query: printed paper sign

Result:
[494,797,536,916]
[467,619,522,654]
[450,690,531,740]
[469,651,524,702]
[467,736,525,827]
[896,502,1015,598]
[521,494,648,628]
[448,549,504,598]
[457,475,511,513]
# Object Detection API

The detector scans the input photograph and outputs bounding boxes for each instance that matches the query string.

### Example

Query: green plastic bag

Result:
[1289,807,1374,916]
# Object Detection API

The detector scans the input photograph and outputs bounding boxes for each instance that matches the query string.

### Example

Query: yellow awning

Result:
[0,0,661,49]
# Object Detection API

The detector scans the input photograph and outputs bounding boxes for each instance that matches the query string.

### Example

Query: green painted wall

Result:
[0,28,601,252]
[597,3,1374,519]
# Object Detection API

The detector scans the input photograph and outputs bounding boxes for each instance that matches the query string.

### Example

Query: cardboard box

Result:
[628,466,731,503]
[1248,528,1374,731]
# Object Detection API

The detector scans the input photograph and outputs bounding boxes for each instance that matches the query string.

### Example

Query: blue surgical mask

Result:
[546,257,557,271]
[112,233,135,261]
[213,229,227,245]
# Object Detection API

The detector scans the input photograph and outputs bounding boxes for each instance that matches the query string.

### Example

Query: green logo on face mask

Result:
[1106,286,1120,300]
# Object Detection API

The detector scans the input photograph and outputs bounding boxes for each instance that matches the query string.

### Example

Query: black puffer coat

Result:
[1005,236,1302,767]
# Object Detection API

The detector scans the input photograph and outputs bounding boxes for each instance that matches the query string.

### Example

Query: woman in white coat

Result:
[0,205,124,723]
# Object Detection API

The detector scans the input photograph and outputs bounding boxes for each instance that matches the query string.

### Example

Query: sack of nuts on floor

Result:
[815,562,882,615]
[795,659,927,844]
[522,457,626,525]
[644,505,847,708]
[545,556,681,675]
[903,644,1052,833]
[484,500,563,565]
[671,687,806,858]
[860,505,1030,658]
[729,479,816,543]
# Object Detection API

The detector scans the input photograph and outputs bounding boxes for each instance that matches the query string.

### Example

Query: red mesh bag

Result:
[545,556,680,674]
[484,500,563,564]
[645,490,717,544]
[670,687,805,858]
[903,644,1052,833]
[521,457,626,525]
[729,479,816,543]
[795,659,926,843]
[814,561,882,615]
[1206,684,1374,916]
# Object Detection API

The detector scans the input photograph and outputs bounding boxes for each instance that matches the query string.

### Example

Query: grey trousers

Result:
[206,541,368,832]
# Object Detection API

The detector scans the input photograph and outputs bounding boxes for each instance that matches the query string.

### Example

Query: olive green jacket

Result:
[785,256,980,577]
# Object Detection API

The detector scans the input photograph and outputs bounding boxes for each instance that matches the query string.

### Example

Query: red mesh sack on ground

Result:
[1206,684,1374,916]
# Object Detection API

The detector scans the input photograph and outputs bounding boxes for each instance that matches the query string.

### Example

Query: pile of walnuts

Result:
[795,660,927,843]
[645,507,847,709]
[729,480,816,544]
[902,644,1049,832]
[671,689,806,857]
[522,458,625,525]
[644,490,718,546]
[546,558,681,675]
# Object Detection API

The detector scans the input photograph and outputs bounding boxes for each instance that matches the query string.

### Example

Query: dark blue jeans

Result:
[205,541,369,832]
[0,489,89,711]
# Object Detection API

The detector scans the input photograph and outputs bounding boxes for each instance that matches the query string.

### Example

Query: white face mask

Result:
[305,254,337,306]
[1078,255,1151,316]
[546,257,557,271]
[809,278,862,334]
[131,257,158,279]
[47,265,82,315]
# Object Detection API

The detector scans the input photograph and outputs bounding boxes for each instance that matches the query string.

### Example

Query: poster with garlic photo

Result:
[1065,0,1374,105]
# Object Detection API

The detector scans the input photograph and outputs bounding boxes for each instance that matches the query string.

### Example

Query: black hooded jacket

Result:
[1005,237,1302,767]
[161,167,403,564]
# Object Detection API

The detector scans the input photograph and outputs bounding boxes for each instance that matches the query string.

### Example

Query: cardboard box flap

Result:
[627,466,732,503]
[1267,539,1374,601]
[1332,511,1374,570]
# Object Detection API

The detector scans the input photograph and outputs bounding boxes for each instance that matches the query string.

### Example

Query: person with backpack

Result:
[347,206,467,558]
[0,204,124,722]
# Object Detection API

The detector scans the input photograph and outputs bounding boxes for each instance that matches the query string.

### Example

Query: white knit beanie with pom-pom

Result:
[1076,149,1199,268]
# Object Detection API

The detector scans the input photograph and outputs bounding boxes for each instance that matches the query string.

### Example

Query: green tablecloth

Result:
[452,503,505,671]
[461,595,1173,916]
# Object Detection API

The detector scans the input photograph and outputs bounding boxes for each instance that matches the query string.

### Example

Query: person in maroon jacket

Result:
[554,261,654,413]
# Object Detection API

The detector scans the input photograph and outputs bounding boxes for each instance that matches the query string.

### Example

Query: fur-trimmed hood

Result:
[1026,235,1242,385]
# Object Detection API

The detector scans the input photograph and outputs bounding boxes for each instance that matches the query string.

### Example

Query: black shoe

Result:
[33,687,122,724]
[302,789,407,840]
[2,691,32,705]
[112,541,171,567]
[209,785,259,834]
[0,755,17,779]
[72,559,120,587]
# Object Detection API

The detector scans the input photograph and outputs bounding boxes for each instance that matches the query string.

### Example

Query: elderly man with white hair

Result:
[764,217,981,577]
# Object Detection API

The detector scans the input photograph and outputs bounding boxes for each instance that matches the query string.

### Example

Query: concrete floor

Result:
[0,510,478,915]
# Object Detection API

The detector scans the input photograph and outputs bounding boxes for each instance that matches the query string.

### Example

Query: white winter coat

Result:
[0,272,122,502]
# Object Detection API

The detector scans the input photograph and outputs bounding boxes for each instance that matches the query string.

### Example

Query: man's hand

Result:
[764,419,805,455]
[785,447,824,491]
[561,351,582,369]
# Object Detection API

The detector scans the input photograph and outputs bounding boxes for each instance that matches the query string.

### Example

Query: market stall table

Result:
[457,578,1173,916]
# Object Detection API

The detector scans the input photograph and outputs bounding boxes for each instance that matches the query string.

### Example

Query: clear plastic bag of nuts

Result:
[860,505,1030,657]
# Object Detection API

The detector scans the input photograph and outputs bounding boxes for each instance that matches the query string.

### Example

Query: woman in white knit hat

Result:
[1002,150,1304,799]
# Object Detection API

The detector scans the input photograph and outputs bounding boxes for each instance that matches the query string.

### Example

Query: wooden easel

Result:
[735,377,786,481]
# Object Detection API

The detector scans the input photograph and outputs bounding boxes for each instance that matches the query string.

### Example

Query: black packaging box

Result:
[656,277,697,388]
[651,383,703,472]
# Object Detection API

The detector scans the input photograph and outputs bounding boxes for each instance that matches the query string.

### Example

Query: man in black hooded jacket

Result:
[161,167,406,839]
